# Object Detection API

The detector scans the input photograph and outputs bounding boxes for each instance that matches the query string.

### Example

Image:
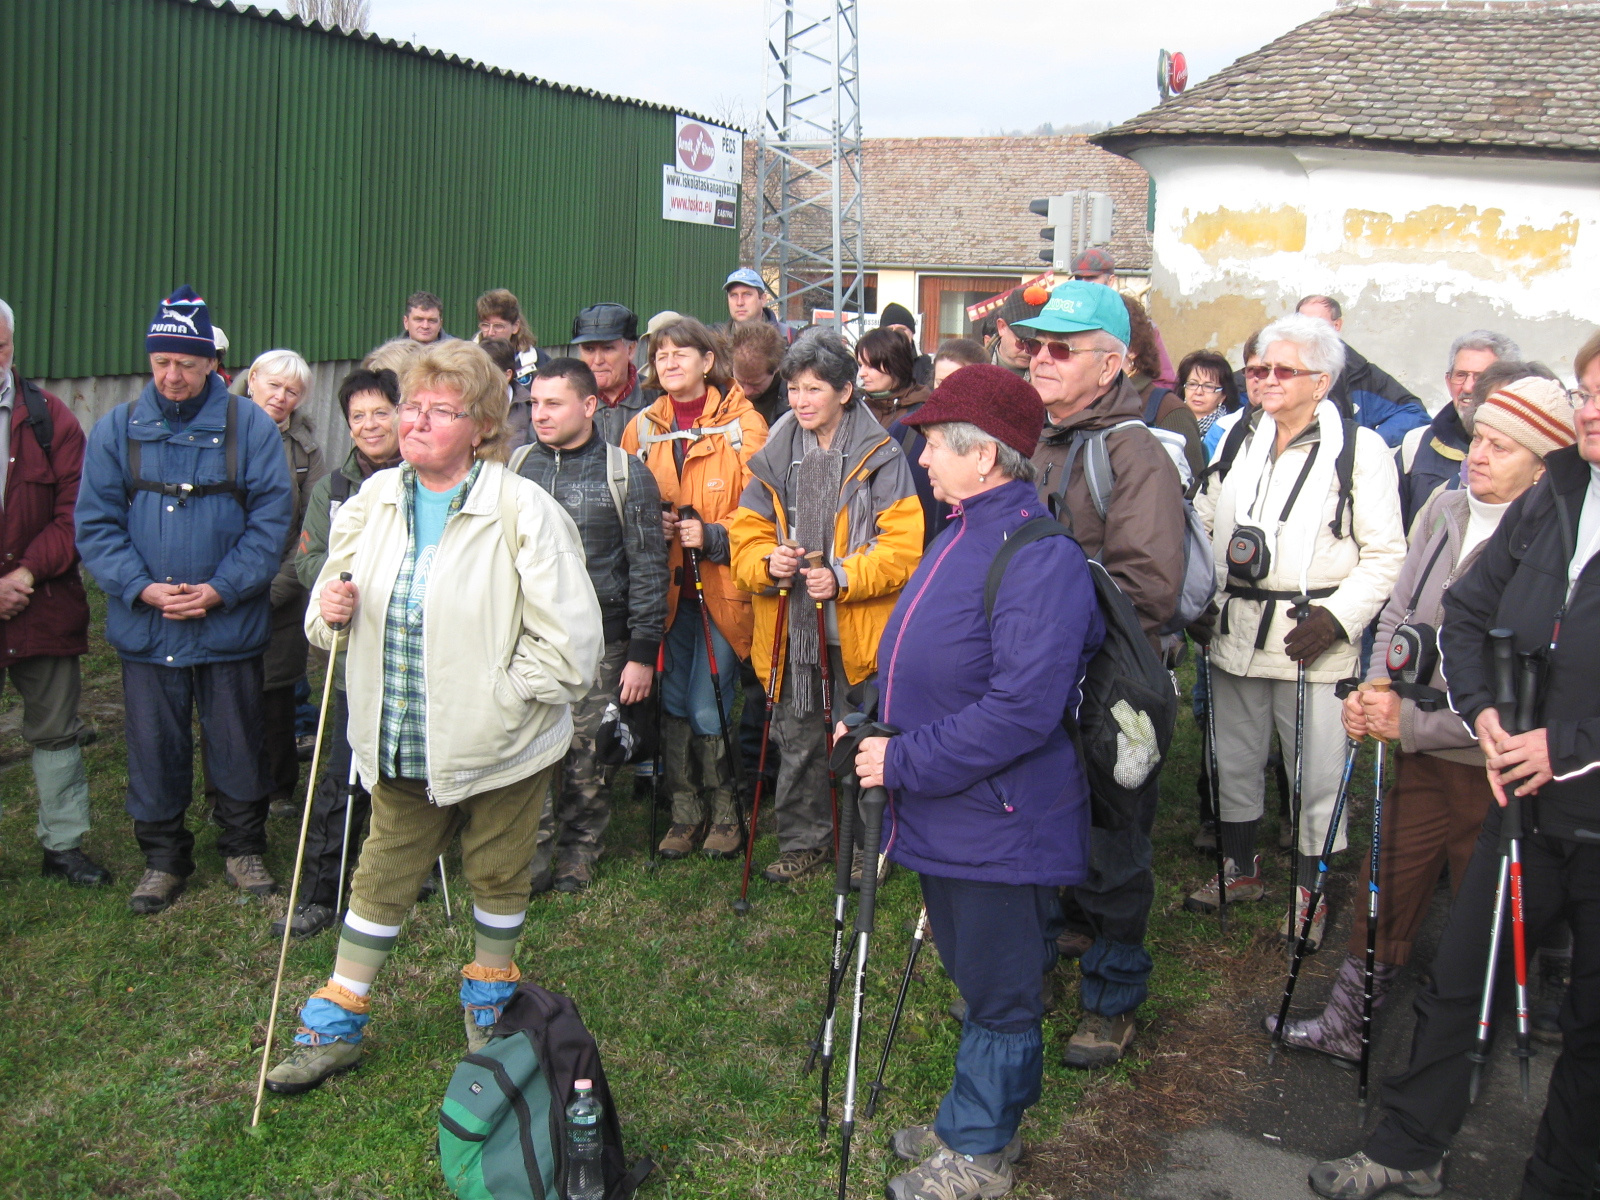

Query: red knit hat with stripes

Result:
[1474,377,1576,459]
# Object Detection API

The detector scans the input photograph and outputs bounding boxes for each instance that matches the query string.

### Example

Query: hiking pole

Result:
[437,856,453,926]
[806,551,842,857]
[1286,594,1312,961]
[1468,629,1531,1101]
[809,763,858,1125]
[1358,679,1391,1105]
[253,572,351,1128]
[864,906,927,1119]
[680,506,749,838]
[1199,647,1228,932]
[734,584,788,914]
[1507,649,1540,1099]
[334,755,359,916]
[1269,731,1358,1065]
[646,644,665,871]
[838,748,892,1200]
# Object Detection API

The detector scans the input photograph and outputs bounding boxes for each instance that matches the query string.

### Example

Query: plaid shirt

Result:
[379,461,482,780]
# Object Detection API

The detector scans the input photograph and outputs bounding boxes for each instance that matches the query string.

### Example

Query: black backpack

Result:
[439,981,653,1200]
[984,517,1177,832]
[13,374,54,456]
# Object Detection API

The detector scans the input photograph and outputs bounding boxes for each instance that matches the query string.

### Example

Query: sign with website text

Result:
[662,165,738,227]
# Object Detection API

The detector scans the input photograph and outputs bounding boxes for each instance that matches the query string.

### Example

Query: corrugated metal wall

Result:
[0,0,737,379]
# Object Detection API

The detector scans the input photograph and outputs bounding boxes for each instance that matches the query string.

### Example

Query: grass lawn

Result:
[0,584,1374,1199]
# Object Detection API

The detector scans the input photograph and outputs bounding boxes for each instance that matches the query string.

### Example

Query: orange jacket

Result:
[622,386,768,657]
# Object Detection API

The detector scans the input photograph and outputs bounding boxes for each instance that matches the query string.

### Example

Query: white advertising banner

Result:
[662,165,738,228]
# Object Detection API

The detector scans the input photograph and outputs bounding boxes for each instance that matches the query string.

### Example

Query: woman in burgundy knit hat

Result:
[847,364,1104,1199]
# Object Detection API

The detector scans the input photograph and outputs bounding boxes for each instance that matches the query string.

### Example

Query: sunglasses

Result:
[1018,338,1107,362]
[1244,364,1320,383]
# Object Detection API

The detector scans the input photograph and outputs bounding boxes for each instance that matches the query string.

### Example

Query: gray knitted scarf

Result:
[787,434,845,716]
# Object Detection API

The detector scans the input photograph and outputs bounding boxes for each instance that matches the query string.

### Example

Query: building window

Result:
[917,276,1020,352]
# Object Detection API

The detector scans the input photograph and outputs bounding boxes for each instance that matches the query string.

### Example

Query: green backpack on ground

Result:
[438,982,652,1200]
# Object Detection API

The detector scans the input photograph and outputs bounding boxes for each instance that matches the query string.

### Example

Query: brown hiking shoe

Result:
[657,822,703,860]
[887,1146,1015,1199]
[129,868,185,915]
[1281,885,1329,952]
[225,854,277,897]
[891,1124,1023,1164]
[1184,854,1265,914]
[701,823,743,859]
[1062,1012,1136,1069]
[762,846,830,884]
[1056,930,1094,959]
[849,849,893,891]
[553,860,592,893]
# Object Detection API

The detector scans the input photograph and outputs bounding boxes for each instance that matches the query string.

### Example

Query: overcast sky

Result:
[266,0,1333,136]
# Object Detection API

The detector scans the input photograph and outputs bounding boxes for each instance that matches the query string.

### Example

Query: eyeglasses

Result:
[1183,381,1225,395]
[1018,338,1107,362]
[1244,364,1320,383]
[1571,389,1598,408]
[397,402,471,426]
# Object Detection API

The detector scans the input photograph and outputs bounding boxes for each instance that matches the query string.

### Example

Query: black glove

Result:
[1283,605,1346,664]
[1187,602,1219,647]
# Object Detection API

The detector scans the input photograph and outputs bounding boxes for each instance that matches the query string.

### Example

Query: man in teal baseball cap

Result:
[1017,277,1193,1075]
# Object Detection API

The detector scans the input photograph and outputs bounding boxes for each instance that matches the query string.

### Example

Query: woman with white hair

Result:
[244,348,327,827]
[1188,314,1406,948]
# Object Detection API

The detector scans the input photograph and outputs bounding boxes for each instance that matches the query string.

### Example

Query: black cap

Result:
[879,302,916,331]
[572,303,638,343]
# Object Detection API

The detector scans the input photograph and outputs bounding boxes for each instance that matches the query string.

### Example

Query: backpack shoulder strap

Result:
[328,469,353,506]
[507,442,534,474]
[1330,417,1359,538]
[496,470,522,567]
[17,377,53,457]
[984,516,1069,622]
[604,441,630,525]
[1141,386,1170,426]
[1195,409,1251,492]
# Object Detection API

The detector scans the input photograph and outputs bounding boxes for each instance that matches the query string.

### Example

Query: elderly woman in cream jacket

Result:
[265,339,601,1096]
[1189,314,1406,949]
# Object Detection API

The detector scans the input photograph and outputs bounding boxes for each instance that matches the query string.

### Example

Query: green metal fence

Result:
[0,0,737,378]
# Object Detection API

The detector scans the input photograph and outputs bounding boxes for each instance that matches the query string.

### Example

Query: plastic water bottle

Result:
[564,1079,604,1200]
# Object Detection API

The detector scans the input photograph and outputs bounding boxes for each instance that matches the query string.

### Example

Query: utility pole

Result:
[756,0,865,336]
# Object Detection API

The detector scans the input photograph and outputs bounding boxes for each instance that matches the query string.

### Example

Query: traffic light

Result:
[1030,195,1075,272]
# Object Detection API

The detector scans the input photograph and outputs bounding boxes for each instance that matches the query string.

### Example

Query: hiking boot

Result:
[849,848,893,891]
[1056,930,1094,959]
[886,1146,1015,1200]
[264,1037,362,1095]
[41,847,113,887]
[464,1008,496,1055]
[1184,855,1265,914]
[762,846,830,883]
[1282,885,1329,951]
[269,797,299,820]
[296,733,316,762]
[1062,1012,1136,1069]
[529,864,554,895]
[553,860,592,893]
[271,901,338,940]
[657,823,704,860]
[892,1124,1022,1164]
[129,868,185,915]
[1263,954,1398,1064]
[1308,1152,1444,1199]
[224,854,277,897]
[701,823,743,860]
[1193,819,1218,852]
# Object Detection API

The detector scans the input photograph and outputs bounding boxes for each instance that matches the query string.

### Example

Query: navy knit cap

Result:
[146,286,217,358]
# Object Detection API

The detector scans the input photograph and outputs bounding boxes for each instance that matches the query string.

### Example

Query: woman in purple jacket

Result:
[849,364,1103,1200]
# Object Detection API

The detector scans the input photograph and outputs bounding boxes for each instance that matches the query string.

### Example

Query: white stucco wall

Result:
[1132,144,1600,409]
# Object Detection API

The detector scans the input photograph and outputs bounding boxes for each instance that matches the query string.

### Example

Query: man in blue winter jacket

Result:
[1296,295,1429,447]
[76,287,292,915]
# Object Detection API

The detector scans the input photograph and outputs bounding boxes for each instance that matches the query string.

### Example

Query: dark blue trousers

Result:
[921,873,1061,1156]
[123,657,271,875]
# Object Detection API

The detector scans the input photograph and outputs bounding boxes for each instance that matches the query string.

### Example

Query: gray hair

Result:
[0,298,13,334]
[246,348,313,393]
[1088,328,1128,358]
[931,421,1037,483]
[780,328,857,393]
[1448,330,1520,373]
[1256,313,1346,381]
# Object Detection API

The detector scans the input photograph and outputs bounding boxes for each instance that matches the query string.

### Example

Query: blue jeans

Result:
[922,873,1060,1156]
[661,607,739,737]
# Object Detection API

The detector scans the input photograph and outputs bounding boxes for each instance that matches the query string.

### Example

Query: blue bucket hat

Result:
[723,267,769,294]
[1011,280,1130,346]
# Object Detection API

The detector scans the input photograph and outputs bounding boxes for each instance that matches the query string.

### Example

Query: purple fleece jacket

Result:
[879,478,1104,886]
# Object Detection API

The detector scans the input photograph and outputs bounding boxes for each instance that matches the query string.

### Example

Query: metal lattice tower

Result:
[756,0,864,335]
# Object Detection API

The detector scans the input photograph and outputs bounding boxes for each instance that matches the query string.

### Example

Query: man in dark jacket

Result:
[1398,330,1519,527]
[1296,296,1429,447]
[517,358,669,889]
[0,300,110,888]
[573,303,656,446]
[1017,281,1186,1071]
[75,287,292,916]
[1311,373,1600,1200]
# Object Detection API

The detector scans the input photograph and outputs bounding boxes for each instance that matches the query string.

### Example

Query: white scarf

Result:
[1228,399,1345,597]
